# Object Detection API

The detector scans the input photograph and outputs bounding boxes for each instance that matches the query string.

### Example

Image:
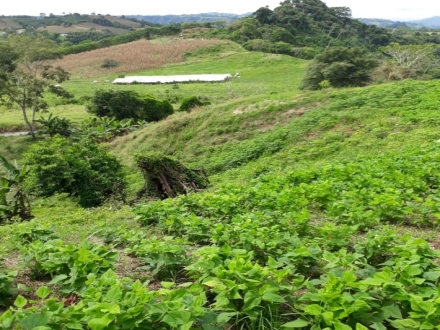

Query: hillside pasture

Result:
[51,38,228,78]
[90,15,142,28]
[0,18,21,29]
[37,23,129,35]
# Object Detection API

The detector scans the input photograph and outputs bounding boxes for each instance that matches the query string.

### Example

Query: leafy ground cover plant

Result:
[19,240,118,293]
[0,266,16,307]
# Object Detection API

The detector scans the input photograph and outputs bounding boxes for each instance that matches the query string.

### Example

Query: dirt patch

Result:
[114,251,150,280]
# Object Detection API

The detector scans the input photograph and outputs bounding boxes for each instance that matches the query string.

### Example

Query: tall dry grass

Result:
[52,39,225,78]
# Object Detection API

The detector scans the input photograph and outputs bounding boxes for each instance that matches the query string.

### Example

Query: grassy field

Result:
[0,18,21,30]
[2,39,440,329]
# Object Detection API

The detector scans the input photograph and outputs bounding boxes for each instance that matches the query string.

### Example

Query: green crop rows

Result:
[2,142,440,329]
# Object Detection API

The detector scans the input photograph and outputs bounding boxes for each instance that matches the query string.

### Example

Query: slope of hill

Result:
[0,14,145,32]
[0,17,21,29]
[359,16,440,29]
[129,12,251,25]
[411,16,440,27]
[357,18,424,28]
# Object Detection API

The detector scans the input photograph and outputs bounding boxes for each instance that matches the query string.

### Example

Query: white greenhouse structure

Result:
[112,74,233,85]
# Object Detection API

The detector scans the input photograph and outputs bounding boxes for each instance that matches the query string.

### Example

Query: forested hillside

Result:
[129,13,250,25]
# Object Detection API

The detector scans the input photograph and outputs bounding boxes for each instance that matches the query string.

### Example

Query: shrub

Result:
[22,136,126,208]
[100,59,119,68]
[301,46,379,90]
[179,96,210,112]
[0,265,16,307]
[87,90,173,122]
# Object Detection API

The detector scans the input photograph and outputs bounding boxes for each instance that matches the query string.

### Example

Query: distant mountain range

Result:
[358,16,440,29]
[128,12,251,25]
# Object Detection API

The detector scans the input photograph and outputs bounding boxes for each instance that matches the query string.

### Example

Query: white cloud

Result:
[1,0,438,20]
[322,0,438,20]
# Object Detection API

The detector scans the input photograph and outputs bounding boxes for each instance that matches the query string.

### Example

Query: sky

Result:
[1,0,438,21]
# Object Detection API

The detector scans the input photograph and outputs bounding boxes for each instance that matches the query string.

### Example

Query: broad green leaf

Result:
[214,295,230,309]
[262,292,286,303]
[356,324,369,330]
[66,323,83,329]
[389,319,420,329]
[162,311,191,327]
[36,286,51,299]
[334,322,352,330]
[105,286,122,301]
[243,291,261,312]
[216,312,238,325]
[203,279,227,290]
[370,323,387,330]
[161,281,175,289]
[282,319,310,328]
[304,304,322,316]
[19,312,52,330]
[88,315,114,330]
[404,265,422,277]
[322,312,334,325]
[352,300,371,313]
[14,295,27,308]
[423,271,440,281]
[180,321,194,330]
[48,274,68,285]
[343,270,357,283]
[381,303,402,319]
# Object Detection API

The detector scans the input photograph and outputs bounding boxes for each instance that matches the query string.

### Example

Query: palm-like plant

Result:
[0,155,32,223]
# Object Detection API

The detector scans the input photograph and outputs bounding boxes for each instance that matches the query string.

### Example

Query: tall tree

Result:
[0,36,72,138]
[301,46,379,90]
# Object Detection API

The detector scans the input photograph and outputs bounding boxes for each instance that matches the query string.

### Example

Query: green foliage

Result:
[87,90,173,122]
[0,35,71,138]
[75,117,146,143]
[179,96,210,112]
[16,224,59,245]
[22,136,126,208]
[100,59,119,69]
[302,47,379,90]
[19,239,117,293]
[130,236,192,281]
[35,113,73,137]
[0,155,32,223]
[0,265,17,307]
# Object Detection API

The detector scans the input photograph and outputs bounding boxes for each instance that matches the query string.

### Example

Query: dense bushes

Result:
[22,136,126,208]
[87,90,173,122]
[179,96,210,112]
[243,39,318,59]
[301,46,379,90]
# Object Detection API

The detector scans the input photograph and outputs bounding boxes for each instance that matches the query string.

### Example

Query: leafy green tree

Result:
[301,46,379,90]
[0,36,73,138]
[87,90,173,122]
[22,137,126,208]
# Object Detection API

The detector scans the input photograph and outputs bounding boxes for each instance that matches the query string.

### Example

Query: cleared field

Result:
[0,18,21,29]
[37,23,129,34]
[51,38,228,78]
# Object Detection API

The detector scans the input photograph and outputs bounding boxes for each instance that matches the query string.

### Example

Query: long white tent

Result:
[112,74,232,85]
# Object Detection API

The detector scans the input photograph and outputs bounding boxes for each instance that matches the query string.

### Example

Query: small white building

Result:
[113,74,232,85]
